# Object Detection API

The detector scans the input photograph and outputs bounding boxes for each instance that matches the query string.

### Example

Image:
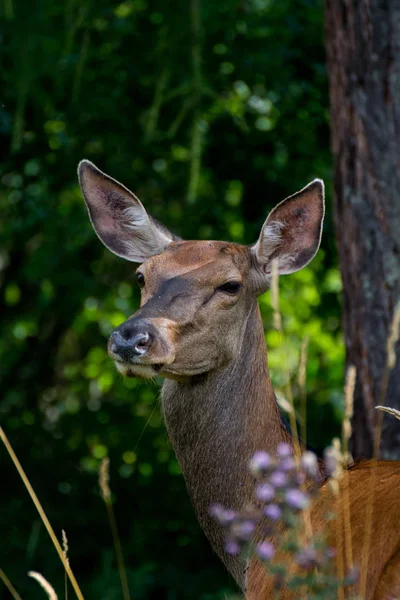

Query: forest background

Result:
[0,0,347,598]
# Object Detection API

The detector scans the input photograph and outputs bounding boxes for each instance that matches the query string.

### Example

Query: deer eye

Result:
[136,272,145,287]
[218,281,242,294]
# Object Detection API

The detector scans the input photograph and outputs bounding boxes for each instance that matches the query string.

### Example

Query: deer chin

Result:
[115,360,197,383]
[114,350,177,379]
[115,361,161,379]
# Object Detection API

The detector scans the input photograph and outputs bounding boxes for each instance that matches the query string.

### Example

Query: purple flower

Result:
[232,520,256,541]
[295,470,307,486]
[276,442,292,457]
[225,539,240,555]
[295,545,318,570]
[210,504,236,525]
[264,503,282,520]
[285,489,309,510]
[279,456,295,472]
[256,483,275,502]
[256,541,275,561]
[249,451,271,475]
[270,470,287,488]
[301,451,318,477]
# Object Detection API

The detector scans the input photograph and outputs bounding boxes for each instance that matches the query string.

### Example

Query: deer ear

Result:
[78,160,174,262]
[252,179,325,275]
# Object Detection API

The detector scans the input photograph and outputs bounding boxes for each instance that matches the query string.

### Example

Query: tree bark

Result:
[325,1,400,459]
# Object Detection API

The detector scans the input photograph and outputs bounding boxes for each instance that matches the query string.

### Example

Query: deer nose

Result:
[109,323,153,361]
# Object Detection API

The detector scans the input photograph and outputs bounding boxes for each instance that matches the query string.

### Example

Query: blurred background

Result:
[0,0,344,598]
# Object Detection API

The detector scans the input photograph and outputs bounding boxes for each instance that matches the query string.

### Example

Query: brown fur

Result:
[162,302,291,586]
[78,161,400,598]
[247,461,400,599]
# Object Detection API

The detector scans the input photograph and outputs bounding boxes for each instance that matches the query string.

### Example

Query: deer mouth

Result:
[115,360,165,379]
[115,360,190,382]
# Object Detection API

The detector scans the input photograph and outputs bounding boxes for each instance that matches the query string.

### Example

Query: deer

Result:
[78,160,400,599]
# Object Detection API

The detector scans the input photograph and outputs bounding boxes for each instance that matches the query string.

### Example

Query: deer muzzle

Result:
[108,316,176,377]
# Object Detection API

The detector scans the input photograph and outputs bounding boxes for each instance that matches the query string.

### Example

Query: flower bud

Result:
[264,503,282,520]
[225,539,240,555]
[249,451,272,475]
[285,489,309,510]
[270,470,287,488]
[276,442,293,457]
[210,504,236,525]
[256,483,275,502]
[257,541,275,561]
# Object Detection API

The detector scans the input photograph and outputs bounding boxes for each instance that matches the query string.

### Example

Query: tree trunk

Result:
[325,1,400,460]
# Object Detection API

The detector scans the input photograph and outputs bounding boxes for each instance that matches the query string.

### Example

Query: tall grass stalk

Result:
[335,518,345,600]
[341,365,356,573]
[0,426,85,600]
[333,506,345,600]
[0,568,22,600]
[270,260,313,569]
[359,302,400,597]
[374,302,400,455]
[270,259,301,461]
[28,571,58,599]
[62,529,69,600]
[326,437,345,599]
[99,458,131,600]
[298,335,309,446]
[375,405,400,420]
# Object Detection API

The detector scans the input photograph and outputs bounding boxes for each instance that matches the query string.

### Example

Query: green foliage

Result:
[0,0,342,597]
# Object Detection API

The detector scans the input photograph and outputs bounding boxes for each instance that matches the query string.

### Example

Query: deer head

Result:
[78,160,324,382]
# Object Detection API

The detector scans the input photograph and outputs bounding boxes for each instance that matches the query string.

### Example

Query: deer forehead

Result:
[142,240,251,283]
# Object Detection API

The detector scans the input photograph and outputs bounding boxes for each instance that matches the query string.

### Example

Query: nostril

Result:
[109,325,153,361]
[132,332,151,356]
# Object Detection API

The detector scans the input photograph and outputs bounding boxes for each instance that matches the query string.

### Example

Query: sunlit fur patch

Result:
[150,317,177,350]
[115,361,157,379]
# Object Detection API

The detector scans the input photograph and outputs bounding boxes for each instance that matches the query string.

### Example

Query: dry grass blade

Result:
[298,336,309,391]
[298,335,309,445]
[270,258,300,457]
[375,405,400,420]
[99,458,131,600]
[275,391,295,416]
[62,530,69,564]
[0,426,85,600]
[374,302,400,454]
[99,456,111,502]
[28,571,58,600]
[341,366,356,575]
[325,438,345,598]
[62,529,69,600]
[270,259,312,562]
[0,568,22,600]
[270,258,281,331]
[335,517,345,600]
[342,365,356,463]
[386,302,400,369]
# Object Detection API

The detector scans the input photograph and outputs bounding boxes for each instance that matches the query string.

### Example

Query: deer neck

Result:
[161,303,291,589]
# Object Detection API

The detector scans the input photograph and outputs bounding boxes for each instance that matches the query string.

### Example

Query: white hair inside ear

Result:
[253,220,285,263]
[252,179,325,276]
